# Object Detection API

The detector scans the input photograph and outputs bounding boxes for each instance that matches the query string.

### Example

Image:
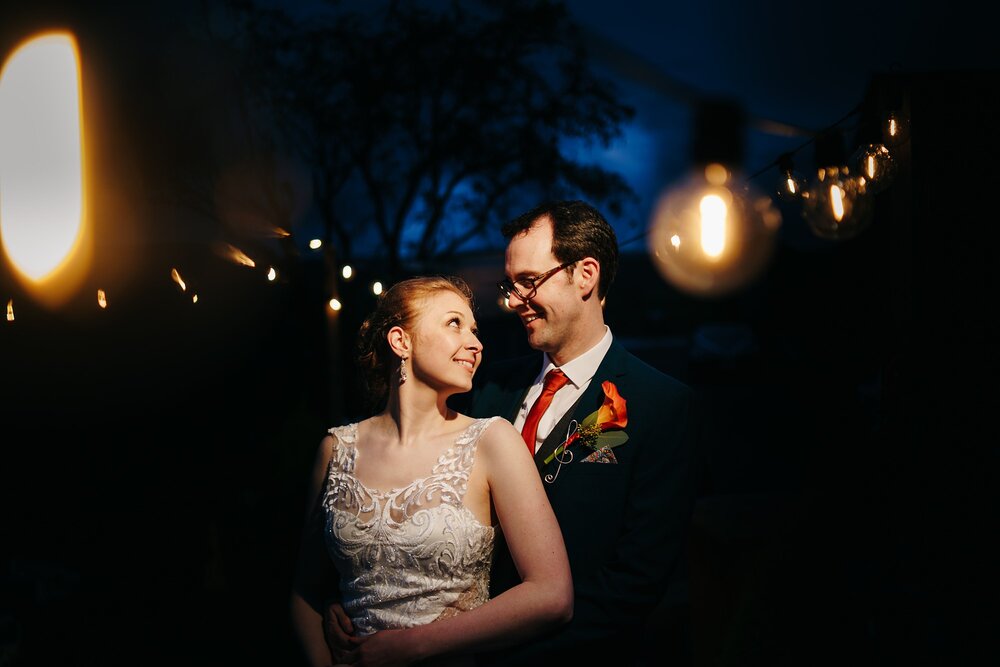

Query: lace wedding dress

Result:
[323,417,500,643]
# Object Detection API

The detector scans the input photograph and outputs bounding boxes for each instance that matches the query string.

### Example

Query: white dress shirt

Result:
[513,326,614,453]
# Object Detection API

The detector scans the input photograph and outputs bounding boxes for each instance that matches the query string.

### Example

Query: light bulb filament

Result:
[866,155,876,179]
[830,184,845,222]
[699,194,727,259]
[171,267,186,291]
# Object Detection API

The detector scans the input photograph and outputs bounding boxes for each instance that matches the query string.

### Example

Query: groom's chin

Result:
[526,328,548,350]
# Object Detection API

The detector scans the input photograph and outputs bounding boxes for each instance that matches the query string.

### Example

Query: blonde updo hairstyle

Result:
[356,275,475,411]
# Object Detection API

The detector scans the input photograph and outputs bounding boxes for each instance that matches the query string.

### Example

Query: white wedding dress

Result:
[323,417,499,643]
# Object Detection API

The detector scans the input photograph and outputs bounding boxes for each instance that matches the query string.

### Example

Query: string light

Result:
[649,100,781,297]
[0,69,906,315]
[216,243,255,268]
[884,109,909,148]
[776,153,806,201]
[801,130,873,241]
[851,142,896,194]
[0,31,90,307]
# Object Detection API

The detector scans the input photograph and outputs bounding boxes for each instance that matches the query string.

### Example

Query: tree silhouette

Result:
[221,0,635,278]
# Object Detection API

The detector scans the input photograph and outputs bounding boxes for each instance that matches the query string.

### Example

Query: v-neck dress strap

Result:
[322,416,502,636]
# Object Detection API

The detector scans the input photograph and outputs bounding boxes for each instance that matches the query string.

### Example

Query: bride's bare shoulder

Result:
[474,417,523,454]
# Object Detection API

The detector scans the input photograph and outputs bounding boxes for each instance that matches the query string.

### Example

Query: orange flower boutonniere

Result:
[543,381,629,465]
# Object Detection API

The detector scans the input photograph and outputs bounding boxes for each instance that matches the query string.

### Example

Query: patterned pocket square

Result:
[581,446,618,464]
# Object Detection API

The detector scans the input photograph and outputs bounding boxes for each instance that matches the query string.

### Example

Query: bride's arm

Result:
[290,435,340,667]
[348,419,573,664]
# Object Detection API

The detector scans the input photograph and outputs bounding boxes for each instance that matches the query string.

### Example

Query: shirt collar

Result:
[540,326,613,388]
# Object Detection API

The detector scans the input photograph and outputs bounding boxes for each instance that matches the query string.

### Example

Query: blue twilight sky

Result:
[560,0,997,249]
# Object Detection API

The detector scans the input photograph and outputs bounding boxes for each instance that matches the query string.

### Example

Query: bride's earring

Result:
[399,355,408,384]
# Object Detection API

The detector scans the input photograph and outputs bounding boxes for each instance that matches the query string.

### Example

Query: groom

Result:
[469,200,698,666]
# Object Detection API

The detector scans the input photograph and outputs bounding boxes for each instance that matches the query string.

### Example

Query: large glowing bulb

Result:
[801,166,873,240]
[649,164,781,297]
[0,32,87,288]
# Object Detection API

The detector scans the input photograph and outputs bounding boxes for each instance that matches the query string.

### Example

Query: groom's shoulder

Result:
[616,345,691,399]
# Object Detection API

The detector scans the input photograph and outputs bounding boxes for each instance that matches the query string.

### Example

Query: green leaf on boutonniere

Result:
[594,431,628,449]
[581,410,598,429]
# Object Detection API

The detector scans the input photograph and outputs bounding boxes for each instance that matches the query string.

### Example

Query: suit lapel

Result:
[534,393,586,468]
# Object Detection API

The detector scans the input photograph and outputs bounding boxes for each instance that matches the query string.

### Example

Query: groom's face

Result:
[504,217,582,361]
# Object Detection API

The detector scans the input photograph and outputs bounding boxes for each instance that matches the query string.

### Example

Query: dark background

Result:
[2,2,998,665]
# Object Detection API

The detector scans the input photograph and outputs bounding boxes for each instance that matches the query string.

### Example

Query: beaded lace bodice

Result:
[323,417,499,636]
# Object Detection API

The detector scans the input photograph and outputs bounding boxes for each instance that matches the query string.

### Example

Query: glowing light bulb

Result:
[329,298,342,311]
[884,110,909,147]
[171,268,186,292]
[0,31,90,306]
[267,266,277,281]
[97,289,107,308]
[309,238,322,249]
[801,166,873,240]
[649,164,781,297]
[851,143,896,194]
[216,243,254,267]
[372,281,383,296]
[782,175,800,196]
[341,265,353,280]
[775,153,805,201]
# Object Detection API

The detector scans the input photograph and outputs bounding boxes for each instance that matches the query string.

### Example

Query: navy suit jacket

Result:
[466,339,697,665]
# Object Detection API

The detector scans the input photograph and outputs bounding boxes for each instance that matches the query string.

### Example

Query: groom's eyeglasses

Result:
[497,259,579,303]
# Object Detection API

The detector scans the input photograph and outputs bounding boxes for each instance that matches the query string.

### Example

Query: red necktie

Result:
[521,369,569,454]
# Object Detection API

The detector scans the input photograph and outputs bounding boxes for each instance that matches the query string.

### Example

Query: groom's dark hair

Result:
[502,200,618,299]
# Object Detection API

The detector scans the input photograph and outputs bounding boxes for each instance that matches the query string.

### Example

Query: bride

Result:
[290,276,572,666]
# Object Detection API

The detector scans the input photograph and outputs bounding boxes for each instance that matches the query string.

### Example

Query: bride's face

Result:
[409,289,482,394]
